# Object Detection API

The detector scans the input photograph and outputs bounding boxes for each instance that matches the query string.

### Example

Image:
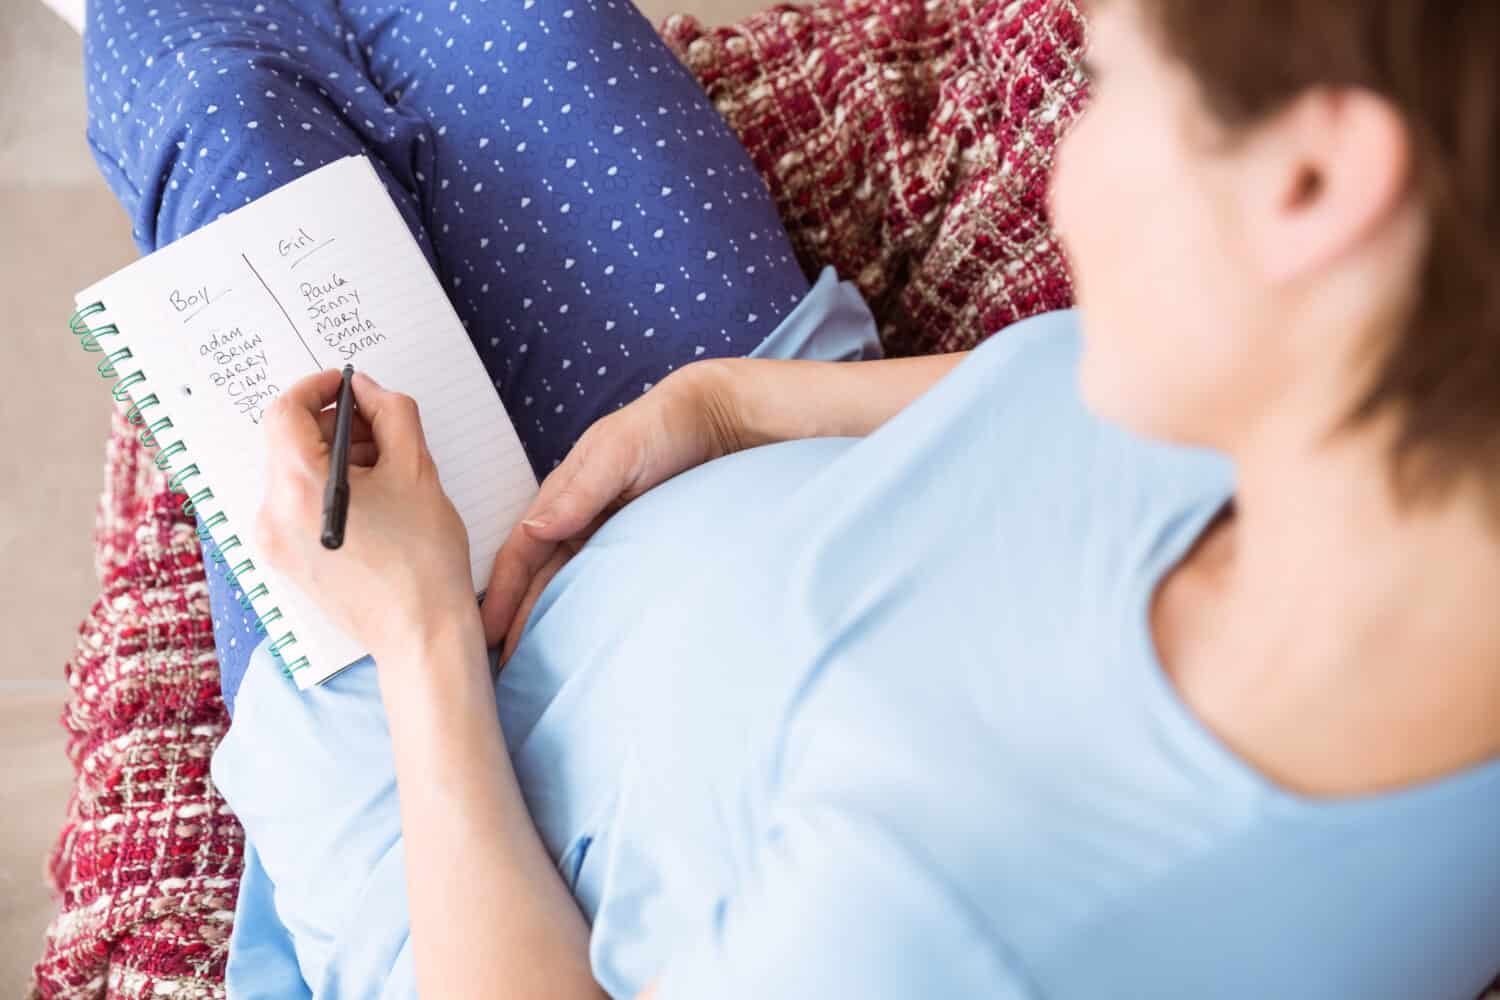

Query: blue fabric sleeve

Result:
[212,645,416,997]
[224,845,312,1000]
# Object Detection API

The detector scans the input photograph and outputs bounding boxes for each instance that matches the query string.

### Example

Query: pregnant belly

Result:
[494,435,859,856]
[593,433,861,553]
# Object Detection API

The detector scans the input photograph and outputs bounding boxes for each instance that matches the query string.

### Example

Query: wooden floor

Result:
[0,0,766,992]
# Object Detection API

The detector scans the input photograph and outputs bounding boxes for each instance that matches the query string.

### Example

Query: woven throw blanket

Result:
[22,0,1153,994]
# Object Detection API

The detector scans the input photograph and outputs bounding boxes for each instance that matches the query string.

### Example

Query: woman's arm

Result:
[705,352,970,449]
[380,608,605,1000]
[257,370,606,999]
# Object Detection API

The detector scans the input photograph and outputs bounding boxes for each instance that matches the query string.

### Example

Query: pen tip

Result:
[342,364,354,376]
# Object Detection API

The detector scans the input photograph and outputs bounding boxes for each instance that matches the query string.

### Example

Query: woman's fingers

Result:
[482,519,563,647]
[486,507,609,651]
[263,368,347,471]
[315,406,375,447]
[523,422,640,538]
[480,427,629,645]
[268,370,416,480]
[500,546,574,666]
[513,433,594,536]
[480,437,592,644]
[349,441,379,467]
[349,371,428,466]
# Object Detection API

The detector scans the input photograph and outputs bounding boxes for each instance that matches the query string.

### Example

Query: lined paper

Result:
[77,156,537,686]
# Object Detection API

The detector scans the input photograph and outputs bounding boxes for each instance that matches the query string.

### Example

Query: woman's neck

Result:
[1156,407,1500,798]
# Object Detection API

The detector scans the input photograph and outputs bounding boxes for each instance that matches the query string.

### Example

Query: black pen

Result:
[321,364,355,549]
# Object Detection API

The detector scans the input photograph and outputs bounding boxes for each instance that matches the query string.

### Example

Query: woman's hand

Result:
[255,368,476,664]
[481,361,742,659]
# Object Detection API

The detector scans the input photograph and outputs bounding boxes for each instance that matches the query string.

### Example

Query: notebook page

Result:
[77,156,537,686]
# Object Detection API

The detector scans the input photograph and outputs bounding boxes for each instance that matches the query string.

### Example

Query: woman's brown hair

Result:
[1134,1,1500,509]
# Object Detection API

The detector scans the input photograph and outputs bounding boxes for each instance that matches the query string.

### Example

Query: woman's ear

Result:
[1242,88,1414,284]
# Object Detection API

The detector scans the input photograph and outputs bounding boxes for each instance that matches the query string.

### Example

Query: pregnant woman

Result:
[94,0,1500,997]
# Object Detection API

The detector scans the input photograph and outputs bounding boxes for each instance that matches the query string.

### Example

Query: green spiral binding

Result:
[123,393,159,426]
[180,487,213,518]
[150,439,188,470]
[69,303,119,352]
[140,415,173,449]
[67,300,308,679]
[165,462,200,493]
[111,371,147,403]
[97,346,133,379]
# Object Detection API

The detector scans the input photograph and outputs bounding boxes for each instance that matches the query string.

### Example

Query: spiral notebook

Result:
[69,156,538,687]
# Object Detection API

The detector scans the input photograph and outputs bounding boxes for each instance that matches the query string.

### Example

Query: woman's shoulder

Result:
[936,310,1234,507]
[965,309,1085,383]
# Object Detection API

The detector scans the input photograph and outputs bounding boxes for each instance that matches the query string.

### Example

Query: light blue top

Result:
[214,285,1500,999]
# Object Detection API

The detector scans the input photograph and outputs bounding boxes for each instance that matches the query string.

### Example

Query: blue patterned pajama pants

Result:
[84,0,813,707]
